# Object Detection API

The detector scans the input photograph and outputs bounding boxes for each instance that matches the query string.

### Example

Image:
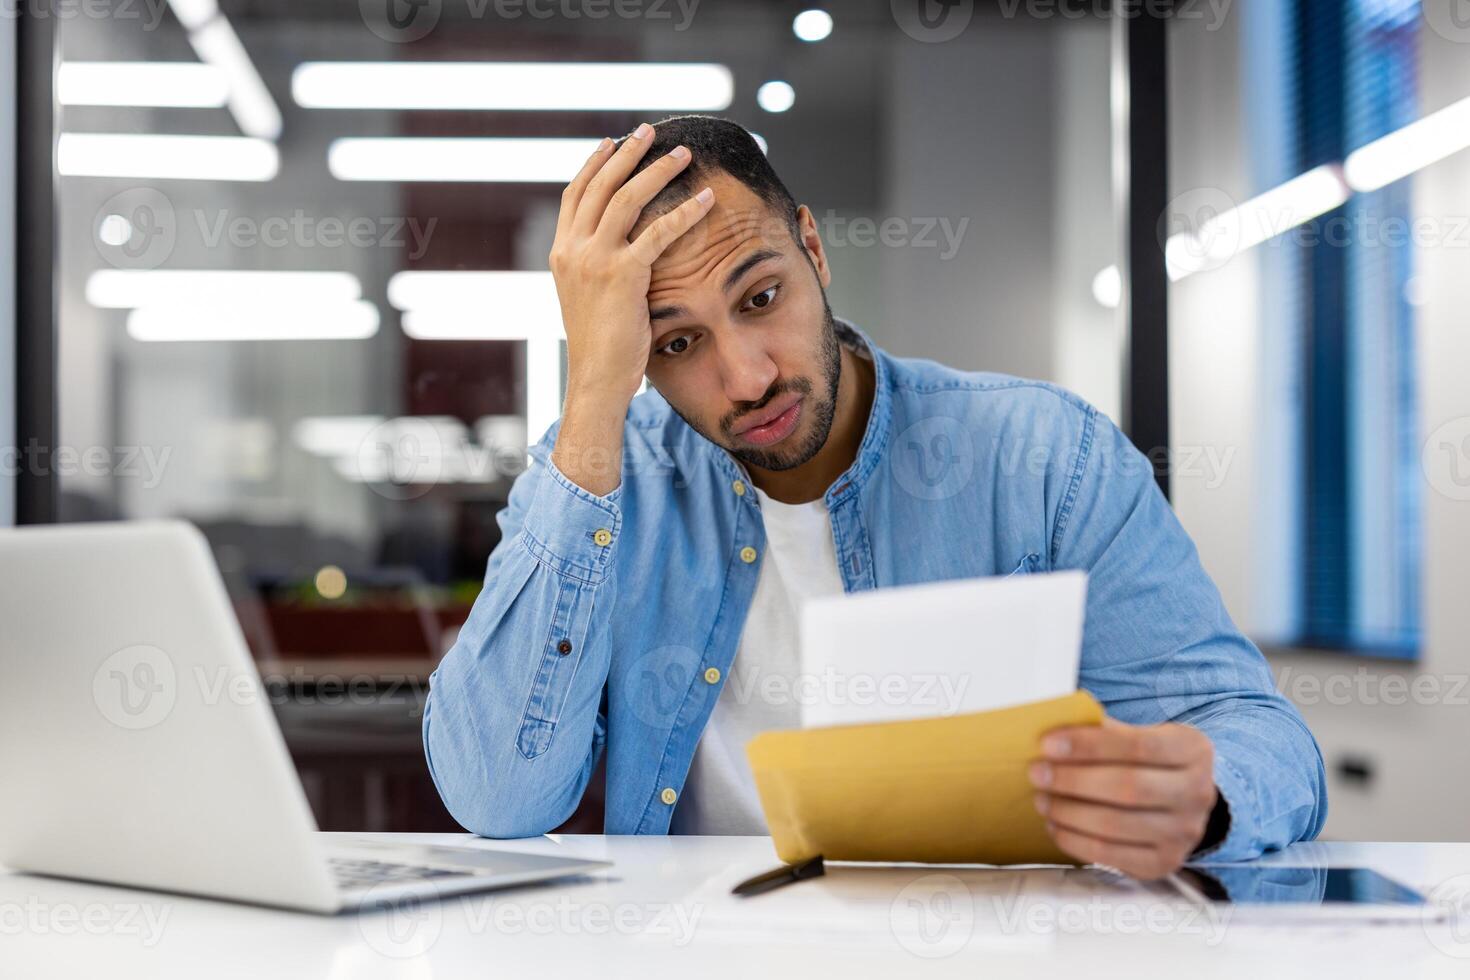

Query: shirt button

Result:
[593,528,613,547]
[732,479,746,497]
[660,787,678,806]
[557,639,573,656]
[703,666,721,685]
[740,546,758,564]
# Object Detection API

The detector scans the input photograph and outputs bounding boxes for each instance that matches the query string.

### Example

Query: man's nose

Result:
[716,329,779,405]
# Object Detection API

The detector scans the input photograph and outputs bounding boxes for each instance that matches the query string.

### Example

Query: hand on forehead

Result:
[633,170,778,244]
[642,174,794,285]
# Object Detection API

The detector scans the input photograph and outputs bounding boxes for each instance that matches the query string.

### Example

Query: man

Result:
[423,115,1326,878]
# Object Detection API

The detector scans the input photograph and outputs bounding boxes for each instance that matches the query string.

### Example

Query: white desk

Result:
[4,836,1470,978]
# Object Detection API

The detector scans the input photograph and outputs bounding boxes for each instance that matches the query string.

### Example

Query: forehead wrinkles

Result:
[647,209,776,299]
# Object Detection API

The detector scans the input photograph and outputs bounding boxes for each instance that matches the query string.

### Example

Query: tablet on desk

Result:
[1171,865,1439,922]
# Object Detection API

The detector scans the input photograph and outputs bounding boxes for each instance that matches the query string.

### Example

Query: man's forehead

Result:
[644,175,793,285]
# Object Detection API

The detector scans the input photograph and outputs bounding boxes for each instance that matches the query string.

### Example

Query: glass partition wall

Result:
[52,0,1114,831]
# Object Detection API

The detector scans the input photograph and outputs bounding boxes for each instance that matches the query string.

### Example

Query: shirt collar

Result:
[822,318,893,509]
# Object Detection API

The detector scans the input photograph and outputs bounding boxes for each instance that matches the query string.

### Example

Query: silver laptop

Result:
[0,520,609,913]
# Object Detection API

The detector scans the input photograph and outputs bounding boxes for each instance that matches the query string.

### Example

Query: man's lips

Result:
[730,394,804,447]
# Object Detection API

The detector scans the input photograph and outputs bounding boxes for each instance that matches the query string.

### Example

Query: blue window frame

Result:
[1287,0,1422,657]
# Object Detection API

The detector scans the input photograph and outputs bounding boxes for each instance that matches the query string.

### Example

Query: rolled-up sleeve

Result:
[423,434,622,839]
[1052,406,1328,860]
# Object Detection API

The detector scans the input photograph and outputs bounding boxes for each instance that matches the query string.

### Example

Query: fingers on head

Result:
[629,188,715,265]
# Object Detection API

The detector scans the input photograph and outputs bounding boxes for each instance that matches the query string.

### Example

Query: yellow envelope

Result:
[746,690,1104,865]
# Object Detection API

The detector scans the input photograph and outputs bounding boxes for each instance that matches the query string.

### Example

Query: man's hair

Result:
[618,114,801,241]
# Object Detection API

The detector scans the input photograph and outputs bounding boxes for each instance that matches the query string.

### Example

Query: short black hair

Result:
[617,114,801,241]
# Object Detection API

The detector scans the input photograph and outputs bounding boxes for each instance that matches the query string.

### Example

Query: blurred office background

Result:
[5,0,1470,841]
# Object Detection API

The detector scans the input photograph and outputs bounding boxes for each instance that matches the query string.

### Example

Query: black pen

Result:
[731,855,825,897]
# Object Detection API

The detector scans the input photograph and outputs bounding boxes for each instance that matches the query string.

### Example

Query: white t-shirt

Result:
[670,486,847,835]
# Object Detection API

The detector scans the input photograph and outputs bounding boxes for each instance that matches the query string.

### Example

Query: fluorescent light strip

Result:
[476,415,528,453]
[293,415,386,457]
[390,271,645,439]
[293,62,734,112]
[1165,164,1350,279]
[332,132,767,183]
[127,300,379,342]
[390,270,565,440]
[298,415,528,485]
[88,270,361,309]
[1087,94,1470,302]
[1093,94,1470,303]
[162,0,281,140]
[1344,94,1470,192]
[314,415,467,457]
[330,137,600,183]
[1092,164,1353,306]
[58,62,228,107]
[335,450,488,486]
[525,337,564,445]
[1230,164,1351,248]
[187,17,283,140]
[167,0,219,31]
[59,133,278,181]
[389,271,558,325]
[337,415,479,483]
[401,310,565,342]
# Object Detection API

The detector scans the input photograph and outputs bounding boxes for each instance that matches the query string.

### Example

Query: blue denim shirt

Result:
[423,322,1327,860]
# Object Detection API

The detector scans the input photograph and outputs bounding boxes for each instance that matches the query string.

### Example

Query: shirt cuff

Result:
[518,455,623,586]
[1192,753,1256,862]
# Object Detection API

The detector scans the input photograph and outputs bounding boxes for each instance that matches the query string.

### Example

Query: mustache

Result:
[720,376,814,437]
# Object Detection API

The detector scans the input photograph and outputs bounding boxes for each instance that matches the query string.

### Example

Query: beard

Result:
[667,295,842,473]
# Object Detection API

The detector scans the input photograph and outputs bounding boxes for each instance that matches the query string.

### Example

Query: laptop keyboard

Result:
[329,857,477,889]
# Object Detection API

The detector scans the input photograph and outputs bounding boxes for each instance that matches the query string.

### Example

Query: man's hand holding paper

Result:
[1032,717,1222,879]
[757,571,1226,879]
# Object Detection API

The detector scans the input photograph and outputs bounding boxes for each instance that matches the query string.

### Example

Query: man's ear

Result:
[793,204,832,289]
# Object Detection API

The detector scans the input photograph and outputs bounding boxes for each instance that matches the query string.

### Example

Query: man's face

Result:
[636,171,840,472]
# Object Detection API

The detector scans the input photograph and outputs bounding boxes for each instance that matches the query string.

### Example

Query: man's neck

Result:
[747,339,876,504]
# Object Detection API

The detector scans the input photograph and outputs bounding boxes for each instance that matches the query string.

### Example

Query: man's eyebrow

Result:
[648,249,783,323]
[648,303,688,323]
[722,249,782,293]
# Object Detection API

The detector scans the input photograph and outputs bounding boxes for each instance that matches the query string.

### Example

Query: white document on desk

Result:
[797,570,1087,728]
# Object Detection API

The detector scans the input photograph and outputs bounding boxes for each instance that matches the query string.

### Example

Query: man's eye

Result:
[657,334,693,357]
[744,285,779,311]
